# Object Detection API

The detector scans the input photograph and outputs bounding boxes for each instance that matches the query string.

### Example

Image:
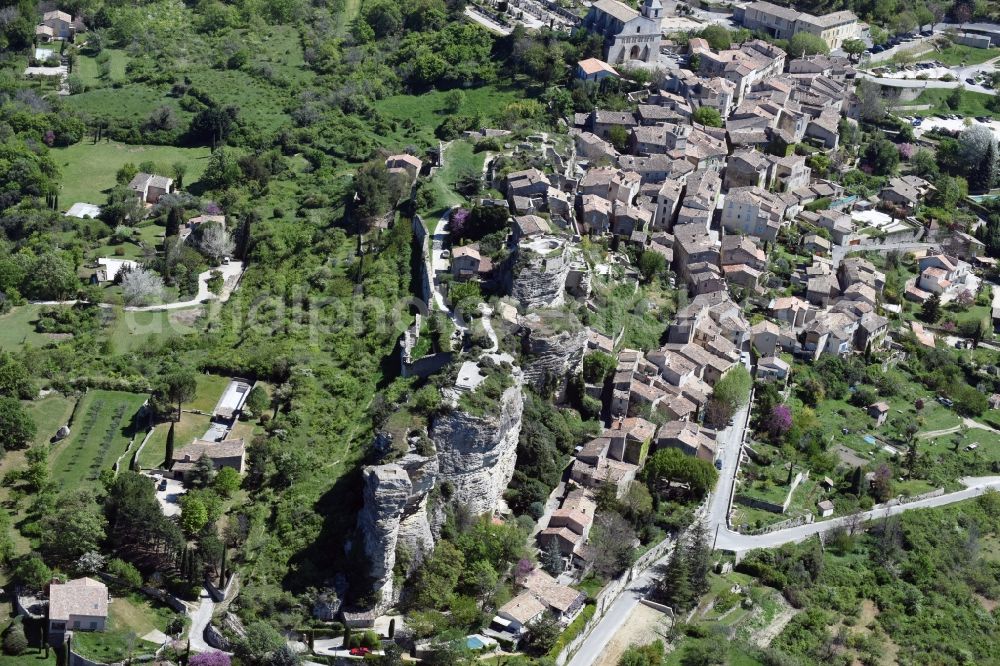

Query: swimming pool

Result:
[863,435,877,445]
[466,636,487,650]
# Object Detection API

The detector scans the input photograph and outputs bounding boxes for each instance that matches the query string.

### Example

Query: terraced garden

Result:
[50,390,149,488]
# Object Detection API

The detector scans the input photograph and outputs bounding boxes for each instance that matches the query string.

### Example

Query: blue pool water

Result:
[467,636,487,650]
[863,435,877,445]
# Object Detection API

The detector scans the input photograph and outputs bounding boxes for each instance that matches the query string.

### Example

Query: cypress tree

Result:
[388,618,395,639]
[344,625,352,649]
[165,422,176,468]
[220,544,227,584]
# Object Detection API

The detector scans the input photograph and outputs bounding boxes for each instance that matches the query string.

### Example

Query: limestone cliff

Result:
[356,450,438,614]
[431,375,524,518]
[509,236,572,309]
[520,310,587,395]
[357,465,409,613]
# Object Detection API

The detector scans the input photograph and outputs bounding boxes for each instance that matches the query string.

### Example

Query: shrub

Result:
[108,557,143,589]
[3,619,27,656]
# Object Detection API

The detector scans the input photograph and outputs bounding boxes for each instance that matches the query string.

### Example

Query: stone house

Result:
[655,420,717,461]
[451,245,491,282]
[385,154,423,183]
[868,402,889,426]
[128,173,174,204]
[37,10,80,40]
[756,356,790,382]
[170,438,246,481]
[721,186,786,242]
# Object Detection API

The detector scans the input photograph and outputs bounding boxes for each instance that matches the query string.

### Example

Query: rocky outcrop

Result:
[357,465,410,613]
[520,311,587,396]
[431,374,524,517]
[204,623,231,651]
[509,236,572,309]
[356,450,437,614]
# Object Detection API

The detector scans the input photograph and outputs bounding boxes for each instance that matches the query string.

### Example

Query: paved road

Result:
[565,545,673,666]
[859,72,997,96]
[714,476,1000,552]
[30,261,245,312]
[187,588,216,653]
[706,388,751,535]
[831,241,937,267]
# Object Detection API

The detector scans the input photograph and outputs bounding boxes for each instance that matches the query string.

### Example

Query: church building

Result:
[583,0,663,65]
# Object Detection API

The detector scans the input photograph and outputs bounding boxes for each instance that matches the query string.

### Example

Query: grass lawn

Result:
[229,418,263,444]
[66,85,189,130]
[23,394,78,446]
[108,307,201,352]
[909,88,1000,119]
[50,389,148,489]
[0,305,54,350]
[931,45,999,66]
[185,373,231,413]
[52,141,212,206]
[139,412,212,469]
[72,594,178,663]
[185,68,293,132]
[374,85,523,146]
[76,49,129,87]
[418,140,487,218]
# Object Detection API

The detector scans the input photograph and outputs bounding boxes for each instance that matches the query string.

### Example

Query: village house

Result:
[868,402,890,426]
[170,438,246,481]
[36,10,83,41]
[692,39,787,105]
[588,109,639,141]
[385,154,423,183]
[721,186,787,242]
[756,356,790,382]
[48,577,108,638]
[736,1,861,50]
[577,58,620,82]
[128,173,174,204]
[496,593,545,638]
[720,235,766,271]
[655,420,717,461]
[451,245,492,281]
[724,150,771,190]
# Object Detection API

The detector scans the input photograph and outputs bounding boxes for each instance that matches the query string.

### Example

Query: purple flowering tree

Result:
[450,208,469,238]
[190,653,231,666]
[898,143,915,160]
[766,404,793,441]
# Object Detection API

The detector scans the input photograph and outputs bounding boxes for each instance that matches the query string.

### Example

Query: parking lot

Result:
[909,115,1000,141]
[146,471,186,517]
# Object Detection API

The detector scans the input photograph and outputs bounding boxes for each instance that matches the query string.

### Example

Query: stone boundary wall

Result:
[554,536,676,666]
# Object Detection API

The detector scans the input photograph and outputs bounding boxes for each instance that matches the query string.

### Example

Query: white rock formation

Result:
[431,375,524,517]
[356,450,438,614]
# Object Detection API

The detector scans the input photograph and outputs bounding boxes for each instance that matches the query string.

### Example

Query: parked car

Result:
[937,396,954,408]
[158,479,168,491]
[714,457,723,470]
[967,78,977,85]
[873,45,885,53]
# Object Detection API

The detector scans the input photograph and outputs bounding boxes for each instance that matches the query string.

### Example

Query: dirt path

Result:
[751,595,797,648]
[593,603,670,666]
[918,418,1000,440]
